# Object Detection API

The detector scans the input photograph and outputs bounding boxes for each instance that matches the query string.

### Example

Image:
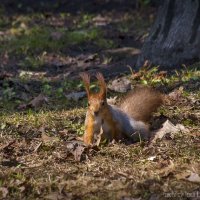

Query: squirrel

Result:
[80,72,164,145]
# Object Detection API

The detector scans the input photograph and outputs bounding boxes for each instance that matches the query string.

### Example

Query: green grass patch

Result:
[2,26,102,56]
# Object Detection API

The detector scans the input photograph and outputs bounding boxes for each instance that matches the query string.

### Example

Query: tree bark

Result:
[137,0,200,68]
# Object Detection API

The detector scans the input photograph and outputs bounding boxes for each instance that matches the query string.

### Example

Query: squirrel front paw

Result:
[83,134,93,145]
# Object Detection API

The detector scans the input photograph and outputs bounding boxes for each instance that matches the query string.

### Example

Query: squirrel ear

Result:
[96,72,107,98]
[80,72,90,97]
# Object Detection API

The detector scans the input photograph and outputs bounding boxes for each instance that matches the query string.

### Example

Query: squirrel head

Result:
[80,72,107,116]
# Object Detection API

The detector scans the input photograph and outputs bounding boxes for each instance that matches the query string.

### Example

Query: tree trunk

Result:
[137,0,200,68]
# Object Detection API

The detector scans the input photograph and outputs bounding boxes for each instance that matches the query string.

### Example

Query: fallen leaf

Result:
[65,91,86,101]
[148,194,160,200]
[93,15,110,26]
[0,187,8,198]
[106,47,141,56]
[19,70,46,78]
[0,71,13,80]
[19,186,25,192]
[73,145,85,161]
[142,60,151,68]
[121,197,141,200]
[108,77,131,93]
[186,172,200,183]
[76,136,83,141]
[147,156,156,161]
[152,120,188,142]
[18,94,48,110]
[29,94,48,108]
[58,129,69,139]
[66,142,86,161]
[50,31,64,40]
[1,123,6,130]
[0,140,16,151]
[175,171,190,179]
[41,132,59,144]
[17,103,27,110]
[158,160,175,177]
[166,87,184,104]
[83,54,98,63]
[176,171,200,183]
[45,192,65,200]
[19,70,31,77]
[42,54,72,67]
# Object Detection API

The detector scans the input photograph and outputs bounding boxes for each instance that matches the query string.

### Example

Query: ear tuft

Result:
[96,72,107,98]
[80,72,90,97]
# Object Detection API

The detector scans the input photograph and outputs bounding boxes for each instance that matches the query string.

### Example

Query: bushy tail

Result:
[120,86,164,123]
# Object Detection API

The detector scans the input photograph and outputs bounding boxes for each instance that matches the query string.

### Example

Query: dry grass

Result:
[0,69,200,200]
[0,3,200,199]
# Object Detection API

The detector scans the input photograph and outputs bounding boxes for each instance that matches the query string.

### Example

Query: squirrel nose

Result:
[94,111,99,116]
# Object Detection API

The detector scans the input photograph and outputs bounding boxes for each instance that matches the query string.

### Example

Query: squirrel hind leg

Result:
[129,121,150,142]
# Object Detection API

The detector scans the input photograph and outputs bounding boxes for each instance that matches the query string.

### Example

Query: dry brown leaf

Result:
[0,187,8,198]
[29,94,48,108]
[58,129,69,139]
[50,31,63,40]
[149,194,160,200]
[143,60,151,68]
[66,142,86,161]
[152,120,188,142]
[0,140,16,151]
[186,172,200,183]
[176,171,200,183]
[17,103,28,110]
[166,87,184,104]
[158,160,175,177]
[147,156,156,161]
[76,136,83,141]
[41,132,59,144]
[45,192,65,200]
[18,94,48,110]
[83,53,98,62]
[73,145,85,161]
[65,91,86,101]
[0,71,13,80]
[108,77,131,93]
[176,171,191,180]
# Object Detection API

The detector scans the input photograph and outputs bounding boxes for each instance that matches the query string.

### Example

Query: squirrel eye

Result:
[88,102,90,106]
[101,101,105,106]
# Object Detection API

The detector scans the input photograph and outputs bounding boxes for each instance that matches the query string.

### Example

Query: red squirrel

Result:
[80,72,163,145]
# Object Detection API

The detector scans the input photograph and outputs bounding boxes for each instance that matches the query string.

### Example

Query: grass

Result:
[3,26,101,55]
[0,66,199,199]
[0,10,152,71]
[0,5,200,199]
[0,12,114,63]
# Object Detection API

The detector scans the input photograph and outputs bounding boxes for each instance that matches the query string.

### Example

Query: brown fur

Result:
[80,72,90,97]
[120,86,163,123]
[96,72,107,99]
[80,72,113,144]
[80,72,163,145]
[84,113,95,145]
